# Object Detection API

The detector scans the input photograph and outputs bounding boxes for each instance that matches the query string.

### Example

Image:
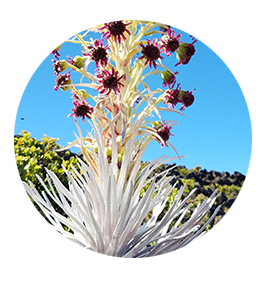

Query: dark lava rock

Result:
[186,172,203,185]
[228,177,242,187]
[222,198,236,209]
[215,192,228,205]
[234,171,245,183]
[213,177,233,186]
[221,171,230,178]
[210,170,221,178]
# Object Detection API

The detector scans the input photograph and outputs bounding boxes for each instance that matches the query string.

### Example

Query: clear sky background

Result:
[14,24,252,175]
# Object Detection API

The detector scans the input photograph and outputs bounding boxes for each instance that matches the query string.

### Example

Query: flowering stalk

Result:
[23,21,220,257]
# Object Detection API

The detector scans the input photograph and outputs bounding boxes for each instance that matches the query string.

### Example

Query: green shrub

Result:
[189,166,201,173]
[176,166,189,177]
[181,178,195,193]
[14,131,81,219]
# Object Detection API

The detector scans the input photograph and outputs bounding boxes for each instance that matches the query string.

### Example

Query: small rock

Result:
[210,170,221,178]
[234,171,245,183]
[214,177,233,186]
[215,192,228,205]
[221,171,230,178]
[228,177,242,187]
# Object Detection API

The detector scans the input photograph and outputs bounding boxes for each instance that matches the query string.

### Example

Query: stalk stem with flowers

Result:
[23,20,220,257]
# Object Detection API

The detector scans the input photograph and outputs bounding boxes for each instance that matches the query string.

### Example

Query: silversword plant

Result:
[23,20,220,257]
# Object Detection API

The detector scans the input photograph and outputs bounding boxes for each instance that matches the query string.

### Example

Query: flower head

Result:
[85,38,109,67]
[44,38,62,59]
[176,40,196,66]
[54,71,72,91]
[139,39,164,69]
[163,82,182,107]
[161,70,178,87]
[67,96,94,123]
[100,21,132,43]
[179,90,195,110]
[96,67,124,95]
[160,27,182,56]
[53,21,69,42]
[153,121,173,147]
[52,59,68,76]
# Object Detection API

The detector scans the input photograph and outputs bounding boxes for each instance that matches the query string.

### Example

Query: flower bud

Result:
[176,42,195,65]
[152,121,162,128]
[78,89,88,100]
[73,56,85,69]
[161,70,173,82]
[161,70,178,87]
[52,59,68,75]
[54,71,72,91]
[179,90,195,110]
[153,121,173,148]
[176,42,188,61]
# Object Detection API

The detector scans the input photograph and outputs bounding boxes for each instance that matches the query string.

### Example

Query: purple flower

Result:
[163,82,182,107]
[54,71,72,91]
[154,122,173,147]
[160,27,182,56]
[96,67,124,95]
[179,90,195,110]
[84,38,109,67]
[175,39,197,66]
[139,39,164,69]
[161,70,178,87]
[67,96,94,123]
[100,21,132,43]
[52,59,68,76]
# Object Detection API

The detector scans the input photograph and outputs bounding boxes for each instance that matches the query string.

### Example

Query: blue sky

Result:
[14,24,252,175]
